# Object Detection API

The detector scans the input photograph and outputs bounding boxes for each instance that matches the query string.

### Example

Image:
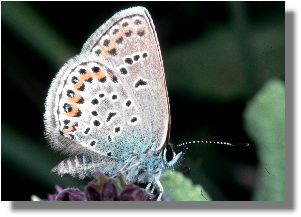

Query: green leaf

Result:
[161,171,211,201]
[244,79,285,201]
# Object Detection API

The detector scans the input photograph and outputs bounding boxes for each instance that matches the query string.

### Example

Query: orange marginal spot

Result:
[73,71,92,89]
[93,69,106,80]
[137,27,145,36]
[100,50,108,59]
[63,122,78,134]
[68,91,83,103]
[74,79,84,90]
[114,35,123,43]
[79,70,93,82]
[122,27,133,35]
[101,43,117,59]
[65,103,80,117]
[111,27,134,44]
[112,28,126,42]
[100,27,133,59]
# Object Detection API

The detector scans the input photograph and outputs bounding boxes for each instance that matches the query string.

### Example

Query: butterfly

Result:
[44,6,182,200]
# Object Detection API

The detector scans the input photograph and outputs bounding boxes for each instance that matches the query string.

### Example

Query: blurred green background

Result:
[1,1,284,201]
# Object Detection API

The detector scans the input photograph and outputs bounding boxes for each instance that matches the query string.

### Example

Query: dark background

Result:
[2,1,284,201]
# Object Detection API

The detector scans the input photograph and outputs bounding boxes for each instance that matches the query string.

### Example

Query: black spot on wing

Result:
[108,48,117,56]
[91,98,98,105]
[120,67,128,75]
[112,75,118,83]
[113,29,119,35]
[93,120,100,127]
[115,127,120,133]
[71,76,78,84]
[67,90,75,98]
[134,19,142,25]
[84,128,90,134]
[130,117,137,123]
[106,112,117,122]
[142,52,148,58]
[92,66,100,72]
[112,94,117,100]
[134,55,140,61]
[95,49,101,56]
[79,69,86,74]
[122,22,128,27]
[116,37,123,44]
[125,30,132,37]
[91,111,98,116]
[77,97,85,104]
[99,77,107,83]
[137,30,145,36]
[125,58,133,65]
[63,103,72,113]
[134,79,147,88]
[103,39,110,47]
[125,100,131,107]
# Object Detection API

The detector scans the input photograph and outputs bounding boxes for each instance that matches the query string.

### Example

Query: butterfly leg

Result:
[150,184,156,193]
[118,156,137,174]
[145,180,163,200]
[124,162,141,172]
[145,182,152,192]
[155,180,163,201]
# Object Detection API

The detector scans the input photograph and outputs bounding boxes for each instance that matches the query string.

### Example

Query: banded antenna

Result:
[176,140,249,150]
[175,140,249,176]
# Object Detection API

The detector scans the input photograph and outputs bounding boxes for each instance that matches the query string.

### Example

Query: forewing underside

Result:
[81,6,170,151]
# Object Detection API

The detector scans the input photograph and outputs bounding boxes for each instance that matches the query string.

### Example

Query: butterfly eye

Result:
[164,144,175,163]
[163,144,183,167]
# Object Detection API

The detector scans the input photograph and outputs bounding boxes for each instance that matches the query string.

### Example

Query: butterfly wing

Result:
[81,6,170,152]
[45,54,152,159]
[44,7,170,178]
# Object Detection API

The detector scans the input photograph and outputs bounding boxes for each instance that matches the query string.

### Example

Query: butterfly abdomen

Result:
[51,153,94,179]
[51,153,122,180]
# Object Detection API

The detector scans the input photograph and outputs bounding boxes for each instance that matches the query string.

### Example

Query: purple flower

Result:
[85,182,102,201]
[55,188,86,201]
[102,179,117,201]
[47,184,63,200]
[45,175,156,201]
[119,184,153,201]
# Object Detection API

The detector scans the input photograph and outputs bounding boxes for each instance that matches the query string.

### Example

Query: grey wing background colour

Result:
[81,6,170,153]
